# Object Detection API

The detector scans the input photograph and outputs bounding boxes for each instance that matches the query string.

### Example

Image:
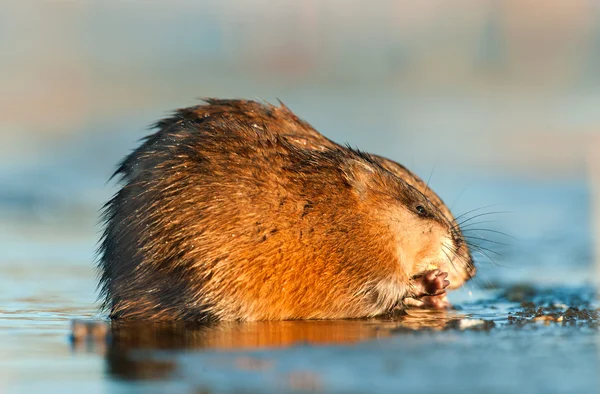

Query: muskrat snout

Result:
[441,241,475,290]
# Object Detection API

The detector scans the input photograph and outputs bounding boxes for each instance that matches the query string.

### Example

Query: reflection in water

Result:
[109,309,460,350]
[74,308,463,381]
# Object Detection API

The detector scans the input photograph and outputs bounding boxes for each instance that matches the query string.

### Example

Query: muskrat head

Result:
[346,157,475,296]
[394,191,475,293]
[392,192,476,292]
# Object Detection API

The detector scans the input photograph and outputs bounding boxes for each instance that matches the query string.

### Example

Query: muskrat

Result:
[98,99,475,321]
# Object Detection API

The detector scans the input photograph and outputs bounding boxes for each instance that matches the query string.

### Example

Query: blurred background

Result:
[0,0,599,391]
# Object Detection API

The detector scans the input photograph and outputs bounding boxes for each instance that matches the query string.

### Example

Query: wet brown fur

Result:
[98,99,475,321]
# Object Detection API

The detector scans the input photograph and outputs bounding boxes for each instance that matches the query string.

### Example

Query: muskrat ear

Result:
[343,159,379,197]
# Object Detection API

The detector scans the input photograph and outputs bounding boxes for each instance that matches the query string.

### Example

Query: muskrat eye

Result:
[415,204,426,215]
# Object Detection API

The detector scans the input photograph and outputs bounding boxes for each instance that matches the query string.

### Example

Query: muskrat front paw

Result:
[404,294,452,310]
[411,269,450,298]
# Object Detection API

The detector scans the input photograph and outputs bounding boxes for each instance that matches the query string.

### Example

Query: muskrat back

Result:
[98,99,475,321]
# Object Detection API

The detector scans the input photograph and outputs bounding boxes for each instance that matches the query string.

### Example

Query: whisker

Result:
[484,279,497,292]
[467,242,504,257]
[472,276,497,292]
[441,243,479,296]
[459,220,499,229]
[454,211,510,227]
[473,250,497,266]
[442,240,460,255]
[472,249,509,268]
[452,204,502,223]
[440,247,457,274]
[461,228,515,239]
[425,164,435,193]
[441,244,459,273]
[444,243,462,260]
[462,235,511,247]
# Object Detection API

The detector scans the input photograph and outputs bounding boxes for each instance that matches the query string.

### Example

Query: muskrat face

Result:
[371,155,475,290]
[357,166,475,293]
[391,200,475,291]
